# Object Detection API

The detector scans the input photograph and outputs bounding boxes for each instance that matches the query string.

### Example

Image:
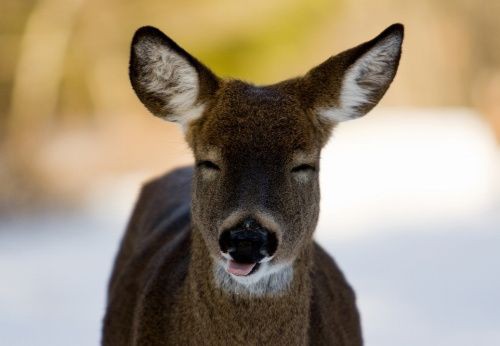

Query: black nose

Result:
[219,218,278,263]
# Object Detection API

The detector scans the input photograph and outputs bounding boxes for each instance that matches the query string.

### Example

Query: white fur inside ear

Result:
[134,39,205,129]
[319,34,401,122]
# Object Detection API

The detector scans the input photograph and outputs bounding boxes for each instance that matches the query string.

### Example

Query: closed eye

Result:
[291,164,316,173]
[196,160,220,171]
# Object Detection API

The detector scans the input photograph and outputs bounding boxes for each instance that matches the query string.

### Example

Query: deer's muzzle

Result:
[218,218,278,271]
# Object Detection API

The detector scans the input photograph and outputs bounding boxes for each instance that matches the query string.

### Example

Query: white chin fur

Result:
[213,258,293,296]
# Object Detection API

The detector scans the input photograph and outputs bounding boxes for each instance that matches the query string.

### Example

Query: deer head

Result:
[129,24,404,293]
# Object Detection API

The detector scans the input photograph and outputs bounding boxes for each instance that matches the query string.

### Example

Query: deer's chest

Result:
[165,284,311,345]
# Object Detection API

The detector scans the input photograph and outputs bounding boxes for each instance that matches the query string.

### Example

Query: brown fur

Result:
[103,23,404,345]
[103,168,361,345]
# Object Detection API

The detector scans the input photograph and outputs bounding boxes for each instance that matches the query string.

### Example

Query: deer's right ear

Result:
[129,26,219,128]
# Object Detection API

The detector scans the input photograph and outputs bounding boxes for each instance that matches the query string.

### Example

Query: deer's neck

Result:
[169,229,313,344]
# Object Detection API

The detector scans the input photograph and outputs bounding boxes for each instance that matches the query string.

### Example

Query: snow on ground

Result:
[1,108,499,345]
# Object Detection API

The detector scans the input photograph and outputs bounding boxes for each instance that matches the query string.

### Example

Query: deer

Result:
[102,23,404,345]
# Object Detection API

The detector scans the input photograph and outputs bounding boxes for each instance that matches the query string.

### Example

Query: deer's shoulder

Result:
[109,166,194,277]
[120,166,194,261]
[137,166,193,229]
[309,242,363,344]
[103,167,194,344]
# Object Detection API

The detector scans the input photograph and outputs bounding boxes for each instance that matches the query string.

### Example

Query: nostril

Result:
[266,231,278,257]
[219,229,231,254]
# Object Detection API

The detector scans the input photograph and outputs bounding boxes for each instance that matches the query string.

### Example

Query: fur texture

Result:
[103,23,404,345]
[103,168,362,345]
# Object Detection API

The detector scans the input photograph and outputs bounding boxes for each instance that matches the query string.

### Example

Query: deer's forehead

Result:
[190,82,319,155]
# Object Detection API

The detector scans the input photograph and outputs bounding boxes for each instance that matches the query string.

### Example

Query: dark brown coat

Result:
[103,167,362,345]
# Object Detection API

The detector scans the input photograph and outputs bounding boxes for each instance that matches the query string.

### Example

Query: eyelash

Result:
[197,161,314,173]
[291,164,316,173]
[196,160,220,170]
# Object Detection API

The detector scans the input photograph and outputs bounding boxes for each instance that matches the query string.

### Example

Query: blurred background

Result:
[0,0,499,345]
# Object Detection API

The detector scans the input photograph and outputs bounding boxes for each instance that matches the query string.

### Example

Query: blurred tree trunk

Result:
[7,0,83,137]
[0,0,83,213]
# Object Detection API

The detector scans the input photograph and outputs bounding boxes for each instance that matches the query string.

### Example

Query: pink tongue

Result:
[227,260,256,276]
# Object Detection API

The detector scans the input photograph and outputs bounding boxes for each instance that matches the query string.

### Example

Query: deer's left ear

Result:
[300,24,404,123]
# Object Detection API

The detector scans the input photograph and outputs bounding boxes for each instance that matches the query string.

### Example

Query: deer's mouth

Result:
[226,259,260,276]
